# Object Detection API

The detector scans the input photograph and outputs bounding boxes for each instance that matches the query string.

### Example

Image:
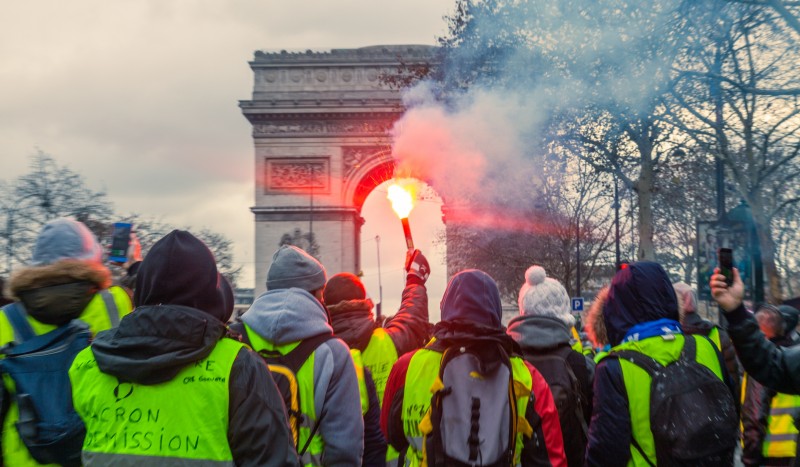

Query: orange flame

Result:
[387,182,415,219]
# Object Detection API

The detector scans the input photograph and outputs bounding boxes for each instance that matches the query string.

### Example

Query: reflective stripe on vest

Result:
[99,290,119,327]
[611,334,724,466]
[82,451,234,466]
[244,325,324,466]
[350,349,369,415]
[69,338,242,465]
[361,327,399,405]
[400,348,532,467]
[763,392,800,458]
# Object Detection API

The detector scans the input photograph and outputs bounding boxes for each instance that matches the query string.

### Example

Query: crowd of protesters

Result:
[0,217,798,466]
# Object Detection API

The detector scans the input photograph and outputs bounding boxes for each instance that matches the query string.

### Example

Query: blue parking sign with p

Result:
[571,297,584,312]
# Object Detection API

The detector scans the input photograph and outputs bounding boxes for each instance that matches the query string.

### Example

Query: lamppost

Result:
[375,235,383,322]
[576,217,581,297]
[614,177,621,268]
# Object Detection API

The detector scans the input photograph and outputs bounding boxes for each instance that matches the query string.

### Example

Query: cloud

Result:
[0,0,454,286]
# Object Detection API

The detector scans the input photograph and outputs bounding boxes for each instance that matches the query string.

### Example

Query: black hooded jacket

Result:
[725,303,800,396]
[89,231,299,466]
[740,334,799,467]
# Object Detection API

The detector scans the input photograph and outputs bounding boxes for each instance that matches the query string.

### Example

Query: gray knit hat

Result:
[31,218,103,266]
[518,265,575,327]
[267,245,327,292]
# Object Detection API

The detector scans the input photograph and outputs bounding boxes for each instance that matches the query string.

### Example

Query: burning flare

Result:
[387,183,415,219]
[387,181,417,251]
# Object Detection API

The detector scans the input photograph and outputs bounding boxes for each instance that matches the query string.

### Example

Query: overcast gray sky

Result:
[0,1,453,317]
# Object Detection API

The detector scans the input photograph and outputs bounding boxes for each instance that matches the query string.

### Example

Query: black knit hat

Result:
[134,230,230,323]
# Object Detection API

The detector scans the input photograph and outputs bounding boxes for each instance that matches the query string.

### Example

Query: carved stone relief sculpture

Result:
[266,158,330,192]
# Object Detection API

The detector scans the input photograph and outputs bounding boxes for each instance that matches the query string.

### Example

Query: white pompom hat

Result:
[518,265,575,327]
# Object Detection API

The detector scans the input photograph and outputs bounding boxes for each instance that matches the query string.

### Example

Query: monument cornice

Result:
[251,45,438,67]
[240,110,402,137]
[240,110,402,121]
[251,206,363,223]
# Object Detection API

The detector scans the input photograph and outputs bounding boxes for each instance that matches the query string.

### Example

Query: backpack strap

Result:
[680,334,697,361]
[99,289,120,328]
[2,303,35,344]
[553,351,590,438]
[630,436,656,467]
[260,332,335,456]
[260,333,335,373]
[608,349,662,376]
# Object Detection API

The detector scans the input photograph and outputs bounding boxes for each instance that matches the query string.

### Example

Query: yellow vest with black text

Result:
[362,327,401,465]
[605,334,725,467]
[1,286,132,467]
[244,324,330,466]
[400,348,533,467]
[69,337,243,466]
[361,327,399,404]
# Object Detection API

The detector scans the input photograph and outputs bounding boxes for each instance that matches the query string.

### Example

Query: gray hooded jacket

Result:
[242,288,364,466]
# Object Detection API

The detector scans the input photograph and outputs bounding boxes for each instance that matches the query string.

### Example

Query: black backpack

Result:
[608,335,738,466]
[424,341,522,467]
[0,303,91,466]
[230,321,333,456]
[524,346,588,466]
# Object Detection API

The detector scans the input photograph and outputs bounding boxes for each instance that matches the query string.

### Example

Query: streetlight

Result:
[375,235,383,322]
[614,177,621,268]
[576,216,581,298]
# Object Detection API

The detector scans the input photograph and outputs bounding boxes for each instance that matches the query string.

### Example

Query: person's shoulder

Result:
[316,336,355,363]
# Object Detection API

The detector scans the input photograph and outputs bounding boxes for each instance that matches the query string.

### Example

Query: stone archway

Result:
[240,45,438,294]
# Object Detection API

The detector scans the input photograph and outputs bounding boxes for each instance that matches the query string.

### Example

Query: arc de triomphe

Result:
[240,45,438,294]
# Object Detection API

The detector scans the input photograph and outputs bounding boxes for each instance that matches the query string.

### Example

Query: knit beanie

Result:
[323,272,366,306]
[31,218,103,266]
[135,230,230,323]
[517,265,575,327]
[267,245,327,292]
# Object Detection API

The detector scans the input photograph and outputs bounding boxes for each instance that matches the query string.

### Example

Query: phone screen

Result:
[717,247,734,286]
[110,223,132,262]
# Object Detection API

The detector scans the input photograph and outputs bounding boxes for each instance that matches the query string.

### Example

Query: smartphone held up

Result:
[717,247,734,287]
[109,223,132,263]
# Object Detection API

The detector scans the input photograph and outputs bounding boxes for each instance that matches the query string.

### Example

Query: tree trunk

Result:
[635,169,657,261]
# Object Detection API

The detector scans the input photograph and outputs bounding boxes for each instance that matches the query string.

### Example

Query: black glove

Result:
[405,249,430,285]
